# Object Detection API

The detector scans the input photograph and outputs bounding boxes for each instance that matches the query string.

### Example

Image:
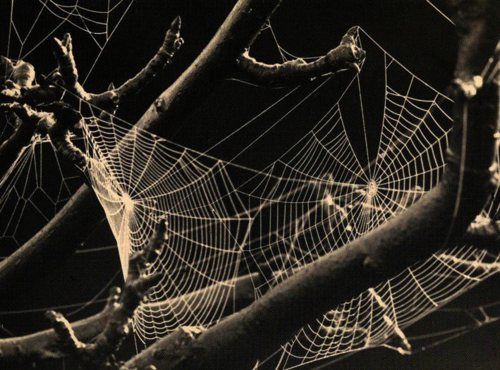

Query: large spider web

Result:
[80,26,500,366]
[1,2,499,369]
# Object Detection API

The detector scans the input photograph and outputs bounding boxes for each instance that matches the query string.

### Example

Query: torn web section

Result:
[83,114,251,343]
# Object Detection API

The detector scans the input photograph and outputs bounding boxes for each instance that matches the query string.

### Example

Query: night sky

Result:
[0,1,498,369]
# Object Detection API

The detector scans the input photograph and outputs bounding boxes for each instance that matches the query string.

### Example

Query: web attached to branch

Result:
[79,27,499,365]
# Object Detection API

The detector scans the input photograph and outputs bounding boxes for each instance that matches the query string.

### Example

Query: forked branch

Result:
[122,0,499,368]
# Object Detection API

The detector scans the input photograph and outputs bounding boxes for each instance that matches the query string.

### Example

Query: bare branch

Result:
[134,0,283,137]
[0,289,118,362]
[45,310,87,354]
[37,101,87,170]
[0,0,282,299]
[52,33,91,101]
[0,270,260,364]
[53,17,184,110]
[235,26,366,87]
[103,16,184,105]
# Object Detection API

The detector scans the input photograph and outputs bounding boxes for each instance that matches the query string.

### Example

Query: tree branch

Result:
[53,17,184,109]
[129,76,497,370]
[37,101,87,170]
[0,16,184,295]
[0,291,116,361]
[235,26,366,87]
[40,221,166,368]
[133,0,283,137]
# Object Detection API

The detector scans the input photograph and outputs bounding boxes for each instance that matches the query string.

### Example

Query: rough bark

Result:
[52,17,184,109]
[133,0,283,137]
[124,82,498,370]
[0,310,110,361]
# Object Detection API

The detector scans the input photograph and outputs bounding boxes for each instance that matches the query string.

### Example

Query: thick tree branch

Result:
[0,268,262,364]
[0,16,184,294]
[0,292,116,361]
[40,221,166,368]
[0,185,102,296]
[129,77,497,370]
[133,0,283,136]
[235,26,366,87]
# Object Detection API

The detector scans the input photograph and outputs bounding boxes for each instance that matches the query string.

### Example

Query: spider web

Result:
[0,2,498,368]
[79,26,499,366]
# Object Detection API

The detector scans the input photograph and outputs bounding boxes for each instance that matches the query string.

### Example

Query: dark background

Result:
[0,1,498,369]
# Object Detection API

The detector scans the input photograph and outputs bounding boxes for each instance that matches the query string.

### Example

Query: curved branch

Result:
[235,26,366,87]
[133,0,283,136]
[53,17,184,109]
[93,16,184,107]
